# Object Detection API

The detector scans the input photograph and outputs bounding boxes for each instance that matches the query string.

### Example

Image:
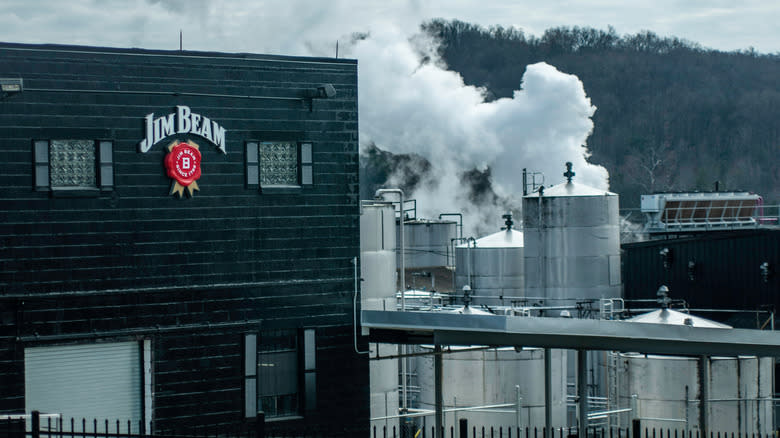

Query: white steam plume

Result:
[347,26,608,235]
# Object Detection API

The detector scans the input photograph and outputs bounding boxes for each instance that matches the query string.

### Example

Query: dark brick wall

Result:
[0,43,366,432]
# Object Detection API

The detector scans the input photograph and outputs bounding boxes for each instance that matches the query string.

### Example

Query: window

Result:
[245,329,316,419]
[258,329,299,418]
[245,141,313,190]
[34,139,113,193]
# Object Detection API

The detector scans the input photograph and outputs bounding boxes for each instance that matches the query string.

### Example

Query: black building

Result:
[0,43,366,434]
[622,229,779,325]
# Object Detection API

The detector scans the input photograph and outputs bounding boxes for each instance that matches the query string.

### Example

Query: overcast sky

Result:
[2,0,775,232]
[0,0,778,55]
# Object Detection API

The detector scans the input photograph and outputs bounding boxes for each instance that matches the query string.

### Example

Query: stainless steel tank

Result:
[360,201,399,431]
[616,309,773,435]
[397,219,457,269]
[361,201,397,311]
[415,346,568,430]
[455,228,524,306]
[522,177,621,305]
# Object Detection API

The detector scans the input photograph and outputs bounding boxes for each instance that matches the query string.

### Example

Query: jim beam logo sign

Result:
[164,140,201,197]
[138,105,227,198]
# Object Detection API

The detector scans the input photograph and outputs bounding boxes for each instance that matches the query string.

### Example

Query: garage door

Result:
[25,342,143,433]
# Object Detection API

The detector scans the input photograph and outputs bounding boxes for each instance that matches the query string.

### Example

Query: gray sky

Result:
[0,0,777,54]
[2,0,775,233]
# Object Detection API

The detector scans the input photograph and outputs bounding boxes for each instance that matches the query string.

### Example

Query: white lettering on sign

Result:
[139,105,226,153]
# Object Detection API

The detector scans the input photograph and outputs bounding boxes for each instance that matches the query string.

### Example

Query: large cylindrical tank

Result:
[360,202,399,432]
[616,309,773,435]
[523,181,621,304]
[397,219,457,269]
[455,228,524,306]
[416,346,568,430]
[361,202,398,311]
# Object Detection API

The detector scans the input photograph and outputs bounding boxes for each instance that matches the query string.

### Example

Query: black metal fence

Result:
[5,414,780,438]
[0,412,351,438]
[373,419,780,438]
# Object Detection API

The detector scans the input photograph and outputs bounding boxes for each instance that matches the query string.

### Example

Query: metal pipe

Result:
[434,344,443,438]
[375,188,405,310]
[466,237,476,290]
[371,403,522,421]
[538,187,546,311]
[374,188,407,412]
[523,168,528,196]
[438,213,463,240]
[587,408,633,419]
[368,346,494,361]
[545,348,552,437]
[634,417,687,423]
[516,385,523,430]
[352,256,369,355]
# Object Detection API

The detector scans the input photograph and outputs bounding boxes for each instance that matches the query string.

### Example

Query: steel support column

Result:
[578,349,588,437]
[435,344,443,438]
[545,348,552,437]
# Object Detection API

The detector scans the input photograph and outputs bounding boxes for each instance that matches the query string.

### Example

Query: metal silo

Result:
[360,201,399,432]
[522,163,621,306]
[415,345,568,431]
[616,306,773,435]
[397,219,457,269]
[455,214,524,306]
[361,201,398,312]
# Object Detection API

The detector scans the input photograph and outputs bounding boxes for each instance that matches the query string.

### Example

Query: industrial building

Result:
[0,42,366,435]
[360,167,780,437]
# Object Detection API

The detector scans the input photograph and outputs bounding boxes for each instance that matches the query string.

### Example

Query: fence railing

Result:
[5,412,779,438]
[373,419,779,438]
[0,412,351,438]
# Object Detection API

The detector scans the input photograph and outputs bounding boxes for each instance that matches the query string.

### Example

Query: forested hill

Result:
[422,20,780,207]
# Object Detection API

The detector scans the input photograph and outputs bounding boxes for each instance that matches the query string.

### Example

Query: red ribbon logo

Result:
[164,141,201,197]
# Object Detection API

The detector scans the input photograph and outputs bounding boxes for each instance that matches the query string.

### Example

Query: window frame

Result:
[244,328,316,420]
[245,140,313,192]
[33,139,114,196]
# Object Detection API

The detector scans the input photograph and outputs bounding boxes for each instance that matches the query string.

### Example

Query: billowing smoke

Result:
[345,27,608,235]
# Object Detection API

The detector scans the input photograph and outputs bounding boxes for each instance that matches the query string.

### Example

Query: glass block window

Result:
[50,140,96,188]
[259,141,298,186]
[34,139,113,193]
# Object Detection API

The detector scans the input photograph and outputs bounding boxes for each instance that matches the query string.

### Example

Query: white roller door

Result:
[25,341,143,433]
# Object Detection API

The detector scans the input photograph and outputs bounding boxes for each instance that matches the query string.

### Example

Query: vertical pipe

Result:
[578,350,589,438]
[516,385,523,430]
[523,169,528,196]
[400,193,407,417]
[376,189,407,415]
[545,348,553,437]
[699,356,709,438]
[435,344,444,438]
